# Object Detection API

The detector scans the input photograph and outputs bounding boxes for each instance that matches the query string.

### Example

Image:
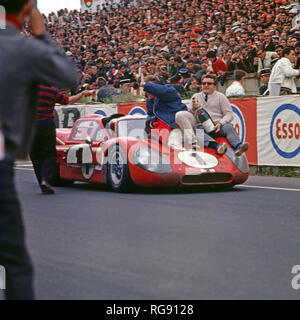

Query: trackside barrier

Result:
[55,96,300,167]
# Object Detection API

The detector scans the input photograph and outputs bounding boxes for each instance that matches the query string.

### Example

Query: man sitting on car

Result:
[143,76,188,143]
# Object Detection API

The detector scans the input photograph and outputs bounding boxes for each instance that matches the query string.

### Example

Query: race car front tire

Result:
[107,145,134,192]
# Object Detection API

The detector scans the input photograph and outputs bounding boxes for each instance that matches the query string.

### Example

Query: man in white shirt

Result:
[268,47,300,96]
[225,70,246,97]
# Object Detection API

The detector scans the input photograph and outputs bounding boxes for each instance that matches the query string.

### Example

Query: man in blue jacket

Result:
[143,76,187,143]
[143,76,226,153]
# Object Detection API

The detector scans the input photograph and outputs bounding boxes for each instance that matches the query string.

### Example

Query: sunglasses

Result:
[202,82,215,85]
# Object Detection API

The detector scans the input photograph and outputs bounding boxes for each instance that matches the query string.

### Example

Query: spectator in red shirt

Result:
[207,50,227,85]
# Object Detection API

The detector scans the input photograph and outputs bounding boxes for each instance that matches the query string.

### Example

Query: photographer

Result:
[0,0,78,299]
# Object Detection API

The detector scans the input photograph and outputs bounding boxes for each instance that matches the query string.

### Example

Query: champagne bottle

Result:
[191,97,216,133]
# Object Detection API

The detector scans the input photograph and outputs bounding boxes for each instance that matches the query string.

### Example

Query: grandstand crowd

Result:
[33,0,300,99]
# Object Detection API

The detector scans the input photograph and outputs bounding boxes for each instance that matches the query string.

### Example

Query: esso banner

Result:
[257,96,300,166]
[118,102,147,116]
[229,98,257,165]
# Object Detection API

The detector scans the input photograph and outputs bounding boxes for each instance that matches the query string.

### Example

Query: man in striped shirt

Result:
[30,85,90,194]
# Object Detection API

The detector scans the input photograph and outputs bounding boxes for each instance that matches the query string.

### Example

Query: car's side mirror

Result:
[85,137,92,145]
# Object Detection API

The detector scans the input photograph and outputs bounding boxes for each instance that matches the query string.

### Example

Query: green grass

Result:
[250,166,300,177]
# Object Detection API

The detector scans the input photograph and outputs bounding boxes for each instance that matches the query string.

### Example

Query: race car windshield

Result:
[117,119,148,140]
[71,120,102,141]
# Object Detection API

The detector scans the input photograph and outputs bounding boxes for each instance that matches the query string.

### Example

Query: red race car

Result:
[54,114,249,192]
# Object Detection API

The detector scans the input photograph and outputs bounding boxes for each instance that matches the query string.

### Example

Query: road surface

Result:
[2,166,300,299]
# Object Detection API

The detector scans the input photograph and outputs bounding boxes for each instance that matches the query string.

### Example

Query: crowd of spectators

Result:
[34,0,300,100]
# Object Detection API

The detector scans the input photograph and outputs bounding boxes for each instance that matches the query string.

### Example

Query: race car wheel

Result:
[108,145,133,192]
[50,163,74,186]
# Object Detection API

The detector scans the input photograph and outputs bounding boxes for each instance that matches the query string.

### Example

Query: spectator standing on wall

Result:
[268,46,300,96]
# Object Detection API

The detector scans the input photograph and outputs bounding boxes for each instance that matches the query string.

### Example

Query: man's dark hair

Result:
[201,73,217,85]
[281,47,295,57]
[174,56,182,63]
[234,69,246,81]
[0,0,30,14]
[206,50,217,58]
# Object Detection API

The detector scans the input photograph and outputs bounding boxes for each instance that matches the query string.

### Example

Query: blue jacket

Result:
[144,82,187,128]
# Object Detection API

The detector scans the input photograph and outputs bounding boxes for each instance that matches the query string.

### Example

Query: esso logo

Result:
[270,104,300,159]
[231,104,245,143]
[129,107,147,116]
[94,110,107,116]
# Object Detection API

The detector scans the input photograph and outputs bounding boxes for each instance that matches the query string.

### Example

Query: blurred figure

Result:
[0,0,78,299]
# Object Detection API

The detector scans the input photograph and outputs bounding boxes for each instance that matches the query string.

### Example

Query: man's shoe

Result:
[235,142,249,157]
[216,142,227,155]
[40,181,55,195]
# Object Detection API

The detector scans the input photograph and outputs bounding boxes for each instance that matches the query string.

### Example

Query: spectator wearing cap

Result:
[191,27,202,42]
[225,69,246,97]
[119,78,133,93]
[190,41,200,54]
[268,47,300,96]
[259,68,271,95]
[153,43,162,54]
[207,37,217,51]
[171,68,190,95]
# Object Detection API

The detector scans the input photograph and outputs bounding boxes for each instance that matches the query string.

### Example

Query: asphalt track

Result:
[3,167,300,300]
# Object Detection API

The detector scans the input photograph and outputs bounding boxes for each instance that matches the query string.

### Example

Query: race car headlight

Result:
[133,146,172,174]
